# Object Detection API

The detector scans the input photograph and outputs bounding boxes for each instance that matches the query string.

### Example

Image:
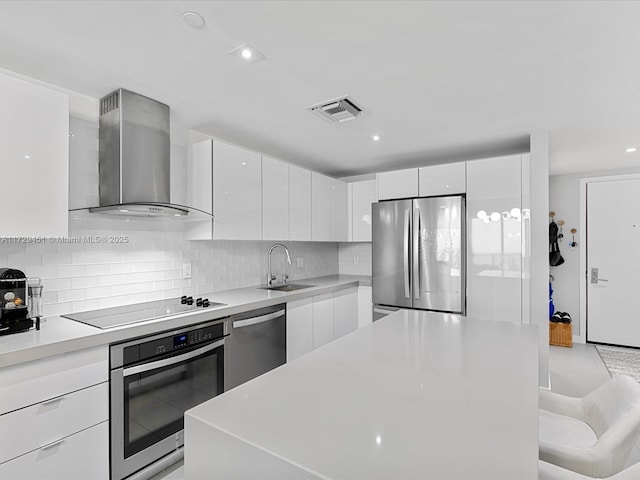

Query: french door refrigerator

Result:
[372,195,465,314]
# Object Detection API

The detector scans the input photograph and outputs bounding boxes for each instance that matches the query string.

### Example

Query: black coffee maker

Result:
[0,268,34,335]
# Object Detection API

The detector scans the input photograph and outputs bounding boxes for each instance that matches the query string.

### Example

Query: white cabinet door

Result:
[357,286,373,328]
[466,155,523,324]
[289,165,312,241]
[263,156,289,241]
[186,140,214,240]
[334,286,358,339]
[377,168,419,200]
[419,162,466,197]
[213,141,262,240]
[0,383,108,464]
[330,178,348,242]
[0,421,109,480]
[286,298,314,362]
[312,172,332,241]
[0,72,69,237]
[349,180,377,242]
[188,140,213,215]
[0,345,108,416]
[313,293,335,349]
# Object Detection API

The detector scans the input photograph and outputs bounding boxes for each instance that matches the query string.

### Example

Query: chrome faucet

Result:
[267,244,292,286]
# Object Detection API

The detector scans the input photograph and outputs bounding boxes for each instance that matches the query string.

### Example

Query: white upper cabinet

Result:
[187,140,213,216]
[419,162,466,197]
[377,168,419,200]
[312,172,333,241]
[262,156,289,241]
[348,180,377,242]
[0,72,69,237]
[213,141,262,240]
[186,139,261,240]
[466,155,523,324]
[289,165,312,241]
[330,178,348,242]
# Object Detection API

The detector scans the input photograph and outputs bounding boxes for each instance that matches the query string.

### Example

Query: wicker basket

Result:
[549,322,572,347]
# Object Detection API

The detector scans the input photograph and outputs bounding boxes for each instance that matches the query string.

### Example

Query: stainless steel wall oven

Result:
[110,319,226,480]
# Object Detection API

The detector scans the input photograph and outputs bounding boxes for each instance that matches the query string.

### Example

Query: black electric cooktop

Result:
[61,296,226,329]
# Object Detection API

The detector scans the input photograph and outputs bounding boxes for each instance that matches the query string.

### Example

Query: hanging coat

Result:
[549,220,565,266]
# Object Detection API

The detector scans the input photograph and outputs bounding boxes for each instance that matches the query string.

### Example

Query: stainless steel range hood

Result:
[89,89,189,217]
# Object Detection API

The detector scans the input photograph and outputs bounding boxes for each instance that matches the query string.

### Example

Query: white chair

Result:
[539,460,640,480]
[539,375,640,478]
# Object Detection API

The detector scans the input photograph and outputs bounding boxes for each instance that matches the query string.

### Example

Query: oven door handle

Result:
[123,339,224,377]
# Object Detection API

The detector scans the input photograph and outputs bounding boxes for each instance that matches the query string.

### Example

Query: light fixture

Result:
[24,154,30,159]
[228,43,265,64]
[182,11,205,28]
[476,210,487,220]
[371,134,384,142]
[626,147,637,153]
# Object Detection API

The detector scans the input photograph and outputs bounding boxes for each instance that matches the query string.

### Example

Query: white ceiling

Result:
[1,1,640,177]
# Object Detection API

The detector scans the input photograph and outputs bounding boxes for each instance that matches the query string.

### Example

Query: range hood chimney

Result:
[89,89,188,217]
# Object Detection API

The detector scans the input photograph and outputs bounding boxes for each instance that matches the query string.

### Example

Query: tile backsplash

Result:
[1,214,339,317]
[338,242,372,276]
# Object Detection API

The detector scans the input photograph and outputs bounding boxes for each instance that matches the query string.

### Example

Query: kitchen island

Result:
[185,310,539,479]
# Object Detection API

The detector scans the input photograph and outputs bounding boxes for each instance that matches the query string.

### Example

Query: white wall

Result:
[548,174,582,334]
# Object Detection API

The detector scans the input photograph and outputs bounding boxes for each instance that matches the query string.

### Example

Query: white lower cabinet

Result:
[0,382,108,464]
[357,286,373,329]
[0,421,109,480]
[286,297,314,362]
[0,346,109,479]
[312,293,335,349]
[287,287,360,361]
[334,287,358,338]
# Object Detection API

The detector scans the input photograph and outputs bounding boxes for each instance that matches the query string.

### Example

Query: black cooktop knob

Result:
[196,298,203,306]
[202,299,210,308]
[180,295,188,304]
[186,297,194,305]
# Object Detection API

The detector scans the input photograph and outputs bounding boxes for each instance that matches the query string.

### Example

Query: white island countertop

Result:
[185,310,539,480]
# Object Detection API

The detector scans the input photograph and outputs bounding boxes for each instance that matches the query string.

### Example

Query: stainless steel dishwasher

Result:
[224,303,286,391]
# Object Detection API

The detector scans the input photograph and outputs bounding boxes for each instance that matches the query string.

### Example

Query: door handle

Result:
[403,208,410,299]
[590,268,608,284]
[413,204,420,300]
[233,310,284,328]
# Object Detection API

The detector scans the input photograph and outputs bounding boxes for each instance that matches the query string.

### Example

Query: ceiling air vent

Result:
[307,96,365,123]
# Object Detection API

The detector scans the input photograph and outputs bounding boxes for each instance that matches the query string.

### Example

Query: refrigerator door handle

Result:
[403,207,410,299]
[413,204,420,300]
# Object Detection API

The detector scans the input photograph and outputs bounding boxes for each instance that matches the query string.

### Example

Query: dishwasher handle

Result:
[233,310,285,329]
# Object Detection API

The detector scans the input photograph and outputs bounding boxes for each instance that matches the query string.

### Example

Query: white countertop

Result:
[185,310,540,480]
[0,275,369,368]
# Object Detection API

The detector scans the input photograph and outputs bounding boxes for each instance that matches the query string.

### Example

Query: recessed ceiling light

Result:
[182,11,205,28]
[228,43,265,64]
[24,154,30,159]
[371,134,384,142]
[626,147,637,153]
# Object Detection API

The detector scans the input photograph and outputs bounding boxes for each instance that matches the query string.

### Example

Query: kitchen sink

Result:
[258,283,315,292]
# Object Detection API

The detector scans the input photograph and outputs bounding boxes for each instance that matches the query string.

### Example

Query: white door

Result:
[587,178,640,347]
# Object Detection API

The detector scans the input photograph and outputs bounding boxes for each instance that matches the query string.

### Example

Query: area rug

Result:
[595,345,640,383]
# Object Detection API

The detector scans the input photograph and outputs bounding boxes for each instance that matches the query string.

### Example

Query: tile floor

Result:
[153,343,634,480]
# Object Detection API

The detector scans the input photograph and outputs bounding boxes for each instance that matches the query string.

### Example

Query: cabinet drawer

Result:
[0,345,108,415]
[0,421,108,480]
[0,382,108,464]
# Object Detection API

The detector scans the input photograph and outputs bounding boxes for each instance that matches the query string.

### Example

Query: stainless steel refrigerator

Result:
[372,195,465,315]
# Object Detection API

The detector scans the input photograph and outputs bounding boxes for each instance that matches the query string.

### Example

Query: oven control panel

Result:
[173,325,221,349]
[124,322,225,365]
